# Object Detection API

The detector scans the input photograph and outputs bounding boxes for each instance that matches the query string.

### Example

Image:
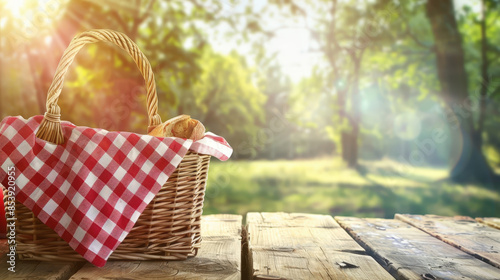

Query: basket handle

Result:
[35,29,162,144]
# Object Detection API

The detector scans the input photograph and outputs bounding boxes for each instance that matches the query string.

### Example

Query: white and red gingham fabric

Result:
[0,115,232,267]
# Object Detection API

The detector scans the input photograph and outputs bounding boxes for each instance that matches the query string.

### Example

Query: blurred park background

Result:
[0,0,499,218]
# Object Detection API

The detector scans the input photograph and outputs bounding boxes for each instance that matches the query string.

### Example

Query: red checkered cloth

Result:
[0,115,232,267]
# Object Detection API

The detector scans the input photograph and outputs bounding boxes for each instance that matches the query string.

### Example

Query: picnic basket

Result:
[3,29,211,261]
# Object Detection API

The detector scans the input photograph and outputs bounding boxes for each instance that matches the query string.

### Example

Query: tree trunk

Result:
[338,88,350,162]
[425,0,497,186]
[326,0,351,162]
[341,131,349,161]
[26,49,48,115]
[477,0,488,143]
[343,51,363,167]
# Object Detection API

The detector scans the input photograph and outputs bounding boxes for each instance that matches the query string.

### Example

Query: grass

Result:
[203,157,500,218]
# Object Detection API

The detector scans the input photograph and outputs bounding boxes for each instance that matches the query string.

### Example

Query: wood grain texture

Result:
[396,214,500,269]
[336,216,500,280]
[246,212,394,280]
[69,214,242,280]
[477,217,500,230]
[0,238,84,280]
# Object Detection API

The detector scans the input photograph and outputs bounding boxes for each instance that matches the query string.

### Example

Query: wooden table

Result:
[1,213,500,279]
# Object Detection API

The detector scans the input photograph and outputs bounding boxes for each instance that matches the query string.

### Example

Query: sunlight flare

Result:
[1,0,68,41]
[4,0,28,18]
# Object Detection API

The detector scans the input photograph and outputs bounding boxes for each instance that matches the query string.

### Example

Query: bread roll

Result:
[149,115,205,141]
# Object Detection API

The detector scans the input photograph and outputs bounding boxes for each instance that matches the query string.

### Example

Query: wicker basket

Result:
[2,29,212,261]
[4,152,209,261]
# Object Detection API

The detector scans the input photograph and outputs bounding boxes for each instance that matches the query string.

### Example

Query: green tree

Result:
[425,0,498,185]
[0,0,268,147]
[261,0,400,166]
[190,49,267,155]
[458,0,500,165]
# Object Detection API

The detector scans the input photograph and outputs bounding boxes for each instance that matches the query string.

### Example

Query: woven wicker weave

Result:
[2,29,211,261]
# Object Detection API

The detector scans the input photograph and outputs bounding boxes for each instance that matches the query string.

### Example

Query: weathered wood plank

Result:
[396,214,500,269]
[246,212,394,280]
[477,217,500,230]
[0,237,84,280]
[0,238,84,280]
[69,214,242,280]
[336,216,500,280]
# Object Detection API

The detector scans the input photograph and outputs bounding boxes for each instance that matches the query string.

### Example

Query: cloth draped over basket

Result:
[0,115,232,267]
[0,29,233,267]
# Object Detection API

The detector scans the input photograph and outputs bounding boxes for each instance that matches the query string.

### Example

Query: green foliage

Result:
[0,0,267,145]
[457,1,500,157]
[189,49,267,153]
[289,67,330,129]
